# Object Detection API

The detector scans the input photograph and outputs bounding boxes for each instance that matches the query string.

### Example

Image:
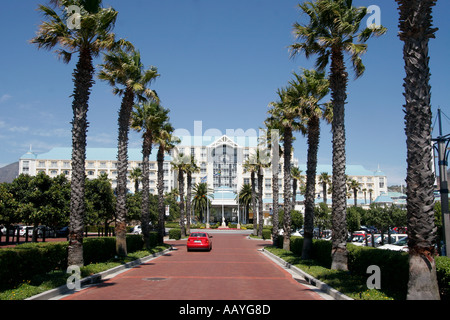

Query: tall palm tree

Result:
[237,184,253,225]
[171,153,190,238]
[290,0,386,270]
[255,148,271,237]
[98,47,159,256]
[243,157,258,232]
[185,156,200,235]
[261,123,283,246]
[290,68,331,260]
[131,100,169,249]
[348,179,361,207]
[193,182,214,223]
[291,167,303,207]
[319,172,331,204]
[268,87,303,250]
[154,122,179,244]
[130,167,142,193]
[396,0,440,300]
[368,188,373,204]
[31,0,126,267]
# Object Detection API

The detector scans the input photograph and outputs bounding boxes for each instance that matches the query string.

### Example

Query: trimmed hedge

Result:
[0,233,155,290]
[168,228,181,240]
[436,256,450,300]
[279,236,450,300]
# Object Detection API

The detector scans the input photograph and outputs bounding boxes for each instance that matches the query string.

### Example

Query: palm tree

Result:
[290,68,331,260]
[255,148,271,237]
[193,183,214,223]
[243,157,258,232]
[396,0,440,299]
[368,188,373,204]
[268,87,303,250]
[348,179,361,207]
[290,0,386,270]
[185,156,200,235]
[261,123,283,246]
[131,100,169,249]
[98,47,159,257]
[171,153,190,238]
[130,167,142,193]
[362,188,367,204]
[291,167,303,206]
[237,184,253,225]
[319,172,331,204]
[154,122,179,244]
[31,0,126,267]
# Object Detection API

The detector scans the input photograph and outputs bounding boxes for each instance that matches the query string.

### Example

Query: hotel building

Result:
[19,135,388,224]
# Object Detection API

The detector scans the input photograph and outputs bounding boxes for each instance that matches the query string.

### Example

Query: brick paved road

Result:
[62,233,324,300]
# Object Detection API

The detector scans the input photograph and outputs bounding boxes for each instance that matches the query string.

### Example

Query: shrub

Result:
[127,234,145,252]
[0,242,68,290]
[169,228,181,240]
[0,233,157,291]
[436,256,450,300]
[262,229,272,240]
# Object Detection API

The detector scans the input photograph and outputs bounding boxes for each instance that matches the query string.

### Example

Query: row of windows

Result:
[35,160,170,170]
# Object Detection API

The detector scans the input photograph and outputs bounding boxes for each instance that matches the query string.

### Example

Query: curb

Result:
[26,246,174,300]
[260,248,353,301]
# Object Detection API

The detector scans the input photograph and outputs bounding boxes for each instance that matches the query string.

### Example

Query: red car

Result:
[186,232,213,251]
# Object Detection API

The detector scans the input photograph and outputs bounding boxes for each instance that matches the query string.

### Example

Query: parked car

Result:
[131,225,142,234]
[19,226,33,237]
[56,226,69,237]
[378,236,408,252]
[35,226,55,238]
[186,232,213,252]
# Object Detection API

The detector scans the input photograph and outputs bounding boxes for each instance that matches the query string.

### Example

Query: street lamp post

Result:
[432,108,450,257]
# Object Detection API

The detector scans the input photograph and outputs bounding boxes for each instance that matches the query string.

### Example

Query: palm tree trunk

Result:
[186,172,192,235]
[322,182,327,204]
[272,152,280,247]
[179,170,186,238]
[397,0,440,300]
[302,116,320,260]
[257,168,264,237]
[251,171,257,232]
[283,127,293,251]
[115,88,134,257]
[68,48,94,267]
[330,48,349,271]
[157,145,165,244]
[141,134,152,249]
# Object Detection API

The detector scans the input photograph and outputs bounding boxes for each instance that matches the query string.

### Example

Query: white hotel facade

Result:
[19,135,388,224]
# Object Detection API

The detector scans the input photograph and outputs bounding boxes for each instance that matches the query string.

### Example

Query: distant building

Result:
[19,135,388,225]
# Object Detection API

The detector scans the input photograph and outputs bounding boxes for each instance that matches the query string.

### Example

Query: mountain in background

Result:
[0,162,19,183]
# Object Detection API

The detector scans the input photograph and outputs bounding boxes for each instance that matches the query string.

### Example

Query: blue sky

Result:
[0,0,449,185]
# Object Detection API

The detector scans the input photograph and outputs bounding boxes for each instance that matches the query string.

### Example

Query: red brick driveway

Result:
[62,232,324,300]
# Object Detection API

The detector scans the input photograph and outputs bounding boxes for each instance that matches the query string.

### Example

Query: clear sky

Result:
[0,0,449,185]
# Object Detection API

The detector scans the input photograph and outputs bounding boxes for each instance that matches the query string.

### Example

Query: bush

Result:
[276,236,450,300]
[436,256,450,300]
[168,228,181,240]
[0,233,157,291]
[0,242,68,290]
[347,244,408,298]
[262,229,272,240]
